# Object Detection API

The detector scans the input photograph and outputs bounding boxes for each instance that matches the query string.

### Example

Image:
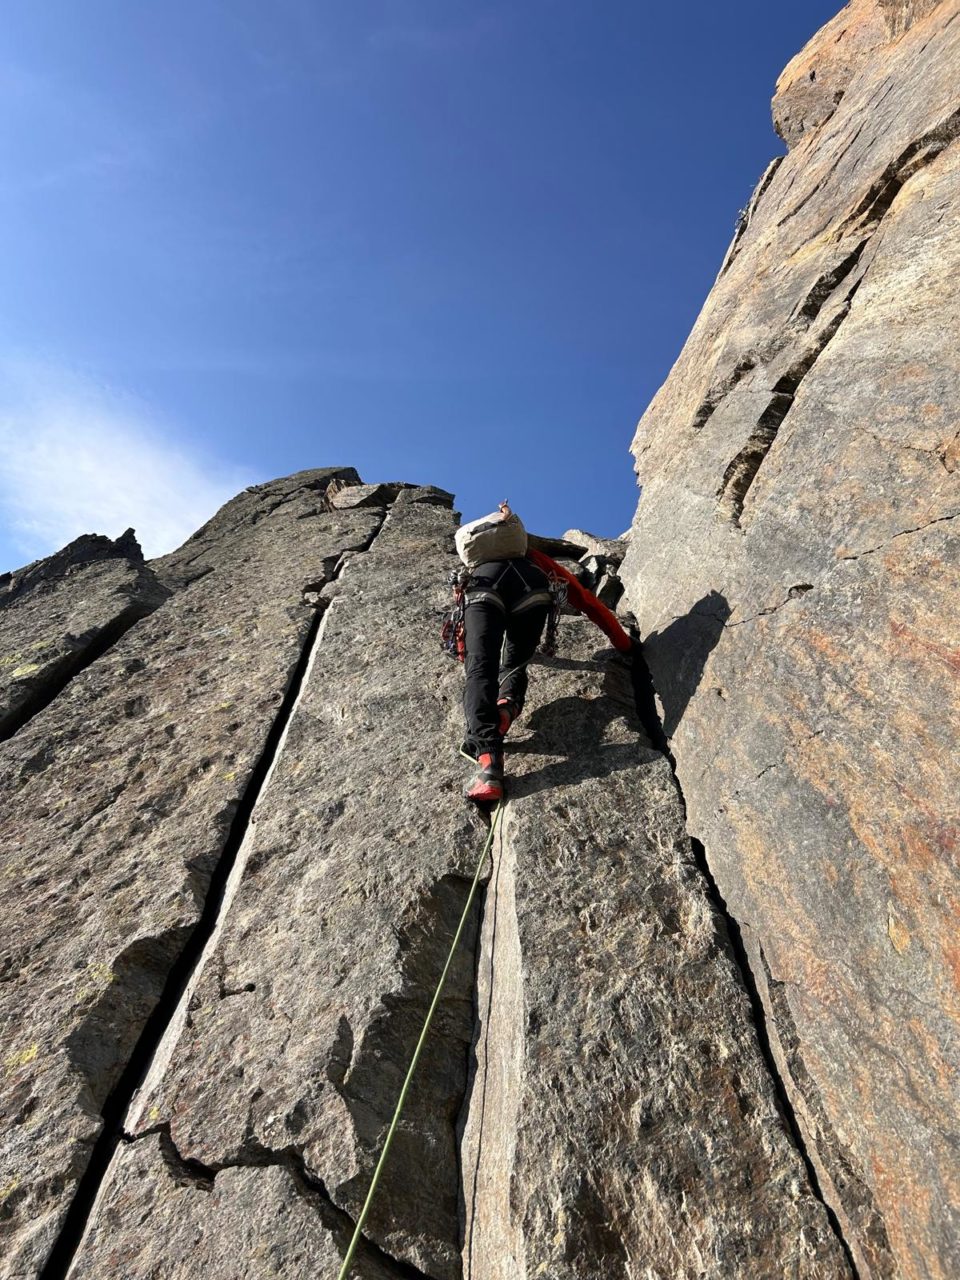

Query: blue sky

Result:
[0,1,840,572]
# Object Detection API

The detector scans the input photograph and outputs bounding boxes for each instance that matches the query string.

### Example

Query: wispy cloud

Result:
[0,359,252,564]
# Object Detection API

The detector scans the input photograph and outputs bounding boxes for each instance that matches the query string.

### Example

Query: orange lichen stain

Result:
[920,402,944,421]
[803,628,845,664]
[901,823,942,877]
[889,618,960,674]
[910,1018,959,1096]
[869,1151,937,1279]
[942,937,960,1007]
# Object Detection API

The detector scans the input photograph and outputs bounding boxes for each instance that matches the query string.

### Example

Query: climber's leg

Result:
[463,595,507,759]
[499,602,549,718]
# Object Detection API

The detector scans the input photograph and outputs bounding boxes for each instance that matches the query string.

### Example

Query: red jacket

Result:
[527,549,632,654]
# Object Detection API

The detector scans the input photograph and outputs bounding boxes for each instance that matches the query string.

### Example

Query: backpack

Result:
[454,511,528,569]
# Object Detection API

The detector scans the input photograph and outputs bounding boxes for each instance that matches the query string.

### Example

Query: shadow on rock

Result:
[641,590,731,739]
[505,653,660,800]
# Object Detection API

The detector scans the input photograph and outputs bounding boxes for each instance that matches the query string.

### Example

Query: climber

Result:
[455,502,632,805]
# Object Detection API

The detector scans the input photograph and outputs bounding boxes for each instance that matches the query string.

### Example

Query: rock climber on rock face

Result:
[454,502,633,805]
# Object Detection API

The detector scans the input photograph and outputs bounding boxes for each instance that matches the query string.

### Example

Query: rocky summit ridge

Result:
[1,3,958,1278]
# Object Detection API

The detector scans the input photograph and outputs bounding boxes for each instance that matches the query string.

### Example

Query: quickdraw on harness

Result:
[540,569,568,658]
[440,563,568,661]
[440,567,470,662]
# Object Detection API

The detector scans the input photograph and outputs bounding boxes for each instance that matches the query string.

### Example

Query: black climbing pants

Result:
[462,558,551,757]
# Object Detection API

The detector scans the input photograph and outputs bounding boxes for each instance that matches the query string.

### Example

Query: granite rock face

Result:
[460,620,847,1280]
[621,4,960,1277]
[69,521,847,1280]
[0,467,381,1276]
[2,10,955,1276]
[68,1131,403,1280]
[0,530,168,740]
[1,474,853,1279]
[82,496,482,1280]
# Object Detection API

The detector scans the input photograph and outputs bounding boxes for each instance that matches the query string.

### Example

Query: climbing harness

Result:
[439,562,567,662]
[336,803,504,1280]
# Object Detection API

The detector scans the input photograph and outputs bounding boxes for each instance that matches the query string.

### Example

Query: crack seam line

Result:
[628,641,859,1275]
[124,1131,432,1280]
[127,601,345,1133]
[38,508,391,1280]
[718,731,826,805]
[134,512,391,1131]
[135,1124,433,1280]
[694,107,960,441]
[336,802,503,1280]
[132,519,391,1134]
[460,812,506,1277]
[0,597,168,744]
[716,507,957,631]
[839,509,960,559]
[725,589,814,628]
[720,277,865,528]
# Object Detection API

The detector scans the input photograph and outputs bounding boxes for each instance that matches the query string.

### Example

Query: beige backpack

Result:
[454,510,528,569]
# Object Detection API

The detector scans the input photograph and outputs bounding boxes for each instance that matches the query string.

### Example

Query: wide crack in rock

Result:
[459,623,853,1279]
[36,508,390,1280]
[0,471,383,1280]
[63,497,480,1280]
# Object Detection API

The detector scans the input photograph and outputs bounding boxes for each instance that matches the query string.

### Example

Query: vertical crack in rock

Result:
[716,392,796,526]
[695,110,960,449]
[718,156,785,278]
[329,864,483,1276]
[690,239,865,439]
[0,599,166,742]
[840,104,960,234]
[691,354,759,432]
[627,640,861,1277]
[37,514,389,1280]
[752,945,896,1280]
[458,818,525,1280]
[790,239,869,325]
[717,276,864,526]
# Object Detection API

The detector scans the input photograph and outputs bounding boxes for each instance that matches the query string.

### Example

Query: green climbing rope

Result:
[336,801,503,1280]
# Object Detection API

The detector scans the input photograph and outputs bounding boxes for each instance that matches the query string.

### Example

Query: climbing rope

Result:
[336,801,504,1280]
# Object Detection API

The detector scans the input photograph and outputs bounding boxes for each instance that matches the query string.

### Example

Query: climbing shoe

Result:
[497,698,519,738]
[465,751,504,805]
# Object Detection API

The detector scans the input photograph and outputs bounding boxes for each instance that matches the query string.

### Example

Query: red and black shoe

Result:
[497,698,519,737]
[465,751,504,805]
